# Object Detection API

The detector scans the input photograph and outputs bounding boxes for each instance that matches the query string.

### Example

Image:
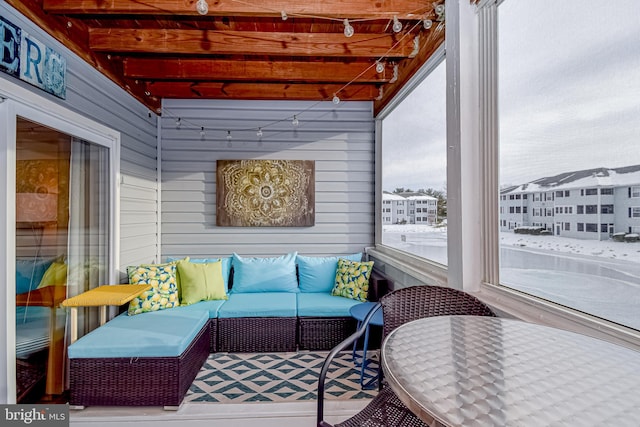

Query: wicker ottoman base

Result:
[298,317,357,351]
[69,322,210,408]
[218,317,297,352]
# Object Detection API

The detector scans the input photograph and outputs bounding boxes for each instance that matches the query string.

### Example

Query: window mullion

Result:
[479,2,500,286]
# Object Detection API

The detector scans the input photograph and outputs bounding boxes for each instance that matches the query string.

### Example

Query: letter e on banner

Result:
[0,16,21,76]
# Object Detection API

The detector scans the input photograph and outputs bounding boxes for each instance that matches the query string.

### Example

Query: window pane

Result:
[381,60,447,265]
[498,0,640,329]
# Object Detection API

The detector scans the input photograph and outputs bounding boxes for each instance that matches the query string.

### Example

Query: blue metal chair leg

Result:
[352,320,362,363]
[359,324,371,386]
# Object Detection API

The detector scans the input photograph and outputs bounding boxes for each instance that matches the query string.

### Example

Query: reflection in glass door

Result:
[15,117,109,403]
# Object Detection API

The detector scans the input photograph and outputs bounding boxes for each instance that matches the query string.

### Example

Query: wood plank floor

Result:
[69,400,371,427]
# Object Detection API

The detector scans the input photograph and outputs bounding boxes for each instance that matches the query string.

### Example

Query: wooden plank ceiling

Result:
[7,0,445,115]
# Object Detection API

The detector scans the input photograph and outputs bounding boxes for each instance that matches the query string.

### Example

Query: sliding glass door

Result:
[0,88,119,404]
[15,118,110,402]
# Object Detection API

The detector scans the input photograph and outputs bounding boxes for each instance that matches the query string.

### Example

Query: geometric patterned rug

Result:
[184,351,378,403]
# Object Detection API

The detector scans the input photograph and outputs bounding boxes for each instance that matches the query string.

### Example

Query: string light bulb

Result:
[375,61,385,74]
[226,130,232,141]
[343,19,354,38]
[281,11,288,21]
[292,115,299,126]
[423,18,433,29]
[257,127,263,138]
[200,127,205,138]
[435,3,445,20]
[196,0,208,15]
[175,117,181,128]
[332,94,341,104]
[392,16,403,33]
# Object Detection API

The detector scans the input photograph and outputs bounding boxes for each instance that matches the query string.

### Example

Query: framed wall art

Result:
[216,159,315,227]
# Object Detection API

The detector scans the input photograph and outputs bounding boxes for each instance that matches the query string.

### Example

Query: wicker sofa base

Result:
[69,321,210,408]
[207,318,217,352]
[298,317,357,351]
[218,317,297,352]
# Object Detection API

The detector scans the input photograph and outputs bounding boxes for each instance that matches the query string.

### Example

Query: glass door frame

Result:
[0,78,120,403]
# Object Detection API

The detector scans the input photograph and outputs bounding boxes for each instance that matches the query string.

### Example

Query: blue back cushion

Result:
[231,252,298,293]
[297,253,363,293]
[16,258,54,294]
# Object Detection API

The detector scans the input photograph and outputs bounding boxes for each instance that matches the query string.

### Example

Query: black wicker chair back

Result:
[317,285,495,427]
[380,285,495,338]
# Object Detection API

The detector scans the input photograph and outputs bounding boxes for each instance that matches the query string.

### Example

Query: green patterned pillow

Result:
[331,258,374,302]
[127,264,179,315]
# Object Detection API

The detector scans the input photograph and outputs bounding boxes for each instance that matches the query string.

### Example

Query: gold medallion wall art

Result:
[216,160,315,227]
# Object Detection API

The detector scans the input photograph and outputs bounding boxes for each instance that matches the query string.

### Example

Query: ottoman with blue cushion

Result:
[68,307,210,408]
[217,292,297,352]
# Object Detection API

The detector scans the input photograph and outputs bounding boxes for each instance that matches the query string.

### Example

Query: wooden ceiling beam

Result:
[123,58,392,83]
[89,29,416,57]
[145,82,381,101]
[43,0,433,19]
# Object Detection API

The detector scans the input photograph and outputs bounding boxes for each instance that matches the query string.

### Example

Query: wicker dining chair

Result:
[317,285,496,427]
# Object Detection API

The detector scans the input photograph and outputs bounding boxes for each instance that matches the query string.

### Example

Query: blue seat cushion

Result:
[297,293,361,317]
[68,307,209,358]
[218,293,297,318]
[177,299,226,318]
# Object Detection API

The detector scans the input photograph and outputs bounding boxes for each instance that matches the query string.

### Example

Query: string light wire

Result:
[161,19,432,140]
[169,2,444,139]
[225,0,432,25]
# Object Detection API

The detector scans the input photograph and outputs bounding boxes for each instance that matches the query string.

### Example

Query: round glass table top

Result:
[381,315,640,427]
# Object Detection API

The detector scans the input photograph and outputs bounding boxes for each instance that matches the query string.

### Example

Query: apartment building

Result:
[382,192,438,225]
[500,165,640,240]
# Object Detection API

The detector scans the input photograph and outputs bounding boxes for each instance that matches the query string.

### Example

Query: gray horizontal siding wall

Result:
[1,4,159,279]
[161,99,375,258]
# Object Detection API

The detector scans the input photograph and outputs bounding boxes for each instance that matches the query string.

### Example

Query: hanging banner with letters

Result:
[0,15,66,99]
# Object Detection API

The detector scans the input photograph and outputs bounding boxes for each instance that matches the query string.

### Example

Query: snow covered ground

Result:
[383,224,640,260]
[500,231,640,260]
[382,224,640,329]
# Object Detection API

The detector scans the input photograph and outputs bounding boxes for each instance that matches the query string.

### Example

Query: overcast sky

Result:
[382,0,640,192]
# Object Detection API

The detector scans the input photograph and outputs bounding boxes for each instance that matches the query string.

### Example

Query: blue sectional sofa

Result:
[67,252,390,408]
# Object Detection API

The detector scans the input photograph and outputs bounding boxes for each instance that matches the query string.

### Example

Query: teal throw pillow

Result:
[297,253,363,293]
[231,252,298,293]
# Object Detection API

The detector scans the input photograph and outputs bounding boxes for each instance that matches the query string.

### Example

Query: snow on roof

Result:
[383,191,438,201]
[501,165,640,193]
[406,195,438,201]
[382,193,408,201]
